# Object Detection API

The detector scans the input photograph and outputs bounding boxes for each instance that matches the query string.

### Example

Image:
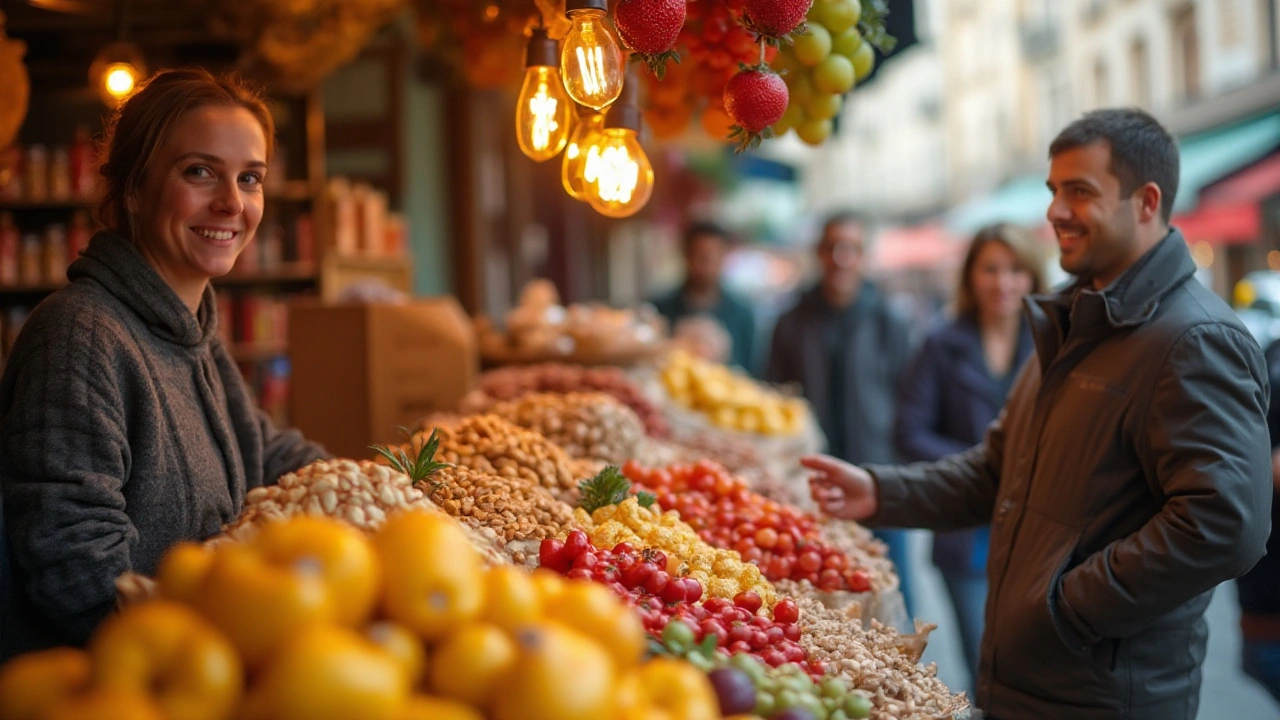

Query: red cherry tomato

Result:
[773,599,800,624]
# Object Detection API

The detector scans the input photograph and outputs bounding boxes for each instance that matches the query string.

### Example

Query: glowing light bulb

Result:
[560,1,625,110]
[583,126,653,218]
[562,111,605,199]
[104,64,138,98]
[516,29,572,162]
[89,42,147,107]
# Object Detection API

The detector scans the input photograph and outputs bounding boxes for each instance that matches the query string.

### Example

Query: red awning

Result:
[869,223,964,271]
[1173,203,1261,245]
[1174,152,1280,245]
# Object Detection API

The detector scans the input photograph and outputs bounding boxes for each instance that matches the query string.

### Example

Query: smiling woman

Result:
[0,68,331,659]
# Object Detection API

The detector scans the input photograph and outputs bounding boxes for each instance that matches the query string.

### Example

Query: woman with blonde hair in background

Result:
[892,223,1046,694]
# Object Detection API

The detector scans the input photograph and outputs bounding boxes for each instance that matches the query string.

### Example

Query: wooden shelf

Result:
[0,199,93,211]
[328,255,410,271]
[0,281,68,295]
[265,180,313,202]
[229,342,289,362]
[213,263,318,287]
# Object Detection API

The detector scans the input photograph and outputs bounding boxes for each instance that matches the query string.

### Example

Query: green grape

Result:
[686,653,714,671]
[793,24,832,66]
[803,93,842,122]
[830,710,850,720]
[662,619,695,650]
[809,0,860,34]
[851,42,875,80]
[783,674,814,695]
[813,54,855,94]
[731,654,768,684]
[756,691,777,717]
[844,692,873,719]
[782,102,806,125]
[796,119,833,145]
[820,677,846,699]
[831,28,864,60]
[798,693,829,719]
[772,48,800,76]
[776,689,802,711]
[788,73,817,104]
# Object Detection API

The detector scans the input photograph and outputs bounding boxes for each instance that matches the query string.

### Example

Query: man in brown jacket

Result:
[805,109,1272,719]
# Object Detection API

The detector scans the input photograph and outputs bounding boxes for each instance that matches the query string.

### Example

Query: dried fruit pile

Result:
[623,460,878,594]
[407,415,582,503]
[660,348,810,436]
[0,511,725,720]
[463,362,671,437]
[484,391,647,465]
[421,466,577,544]
[216,459,510,566]
[777,579,968,720]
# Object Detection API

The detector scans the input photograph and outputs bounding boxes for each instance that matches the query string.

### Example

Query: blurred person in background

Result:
[766,212,917,621]
[894,223,1046,694]
[652,220,758,374]
[1237,336,1280,703]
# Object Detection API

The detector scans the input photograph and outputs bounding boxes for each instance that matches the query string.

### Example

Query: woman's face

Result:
[133,104,267,300]
[971,241,1033,320]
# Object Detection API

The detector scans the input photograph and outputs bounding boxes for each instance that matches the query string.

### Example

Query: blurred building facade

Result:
[817,0,1280,292]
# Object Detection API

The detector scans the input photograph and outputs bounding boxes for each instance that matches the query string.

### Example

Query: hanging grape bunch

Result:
[621,0,894,150]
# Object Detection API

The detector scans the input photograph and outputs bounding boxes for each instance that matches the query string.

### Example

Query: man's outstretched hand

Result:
[803,455,878,521]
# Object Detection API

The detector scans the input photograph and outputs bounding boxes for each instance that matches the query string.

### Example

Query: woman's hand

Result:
[802,454,878,521]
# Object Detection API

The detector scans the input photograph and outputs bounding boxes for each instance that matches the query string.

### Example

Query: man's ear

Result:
[1137,182,1162,223]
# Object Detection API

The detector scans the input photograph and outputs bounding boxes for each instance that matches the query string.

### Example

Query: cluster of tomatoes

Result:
[539,532,825,681]
[622,461,873,594]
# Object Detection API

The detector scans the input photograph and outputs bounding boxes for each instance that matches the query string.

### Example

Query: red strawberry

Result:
[614,0,687,79]
[723,64,788,151]
[743,0,813,39]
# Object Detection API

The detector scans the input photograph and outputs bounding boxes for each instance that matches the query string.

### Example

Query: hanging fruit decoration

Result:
[614,0,685,79]
[418,0,894,217]
[0,11,29,156]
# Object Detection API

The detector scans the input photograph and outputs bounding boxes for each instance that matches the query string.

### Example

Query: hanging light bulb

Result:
[560,0,625,110]
[582,79,653,218]
[89,41,146,106]
[562,108,605,199]
[516,28,572,162]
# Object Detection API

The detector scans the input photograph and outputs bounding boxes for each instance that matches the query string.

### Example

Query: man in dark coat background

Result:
[767,212,918,619]
[652,221,759,374]
[804,108,1272,719]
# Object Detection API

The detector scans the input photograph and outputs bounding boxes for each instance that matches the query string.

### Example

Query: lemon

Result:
[428,622,516,708]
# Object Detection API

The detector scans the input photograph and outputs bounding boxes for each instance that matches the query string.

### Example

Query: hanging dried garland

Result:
[0,11,29,154]
[204,0,405,94]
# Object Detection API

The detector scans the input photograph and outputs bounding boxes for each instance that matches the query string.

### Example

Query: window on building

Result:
[1130,37,1151,108]
[1173,7,1202,100]
[1094,57,1109,107]
[1221,0,1243,48]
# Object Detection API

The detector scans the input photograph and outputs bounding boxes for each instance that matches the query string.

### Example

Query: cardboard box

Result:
[289,298,478,459]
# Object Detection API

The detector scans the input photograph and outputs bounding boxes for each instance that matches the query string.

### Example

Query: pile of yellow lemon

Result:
[0,512,721,720]
[660,350,806,435]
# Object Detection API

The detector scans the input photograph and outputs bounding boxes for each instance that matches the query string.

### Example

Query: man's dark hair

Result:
[821,210,869,239]
[1049,108,1180,223]
[682,220,733,253]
